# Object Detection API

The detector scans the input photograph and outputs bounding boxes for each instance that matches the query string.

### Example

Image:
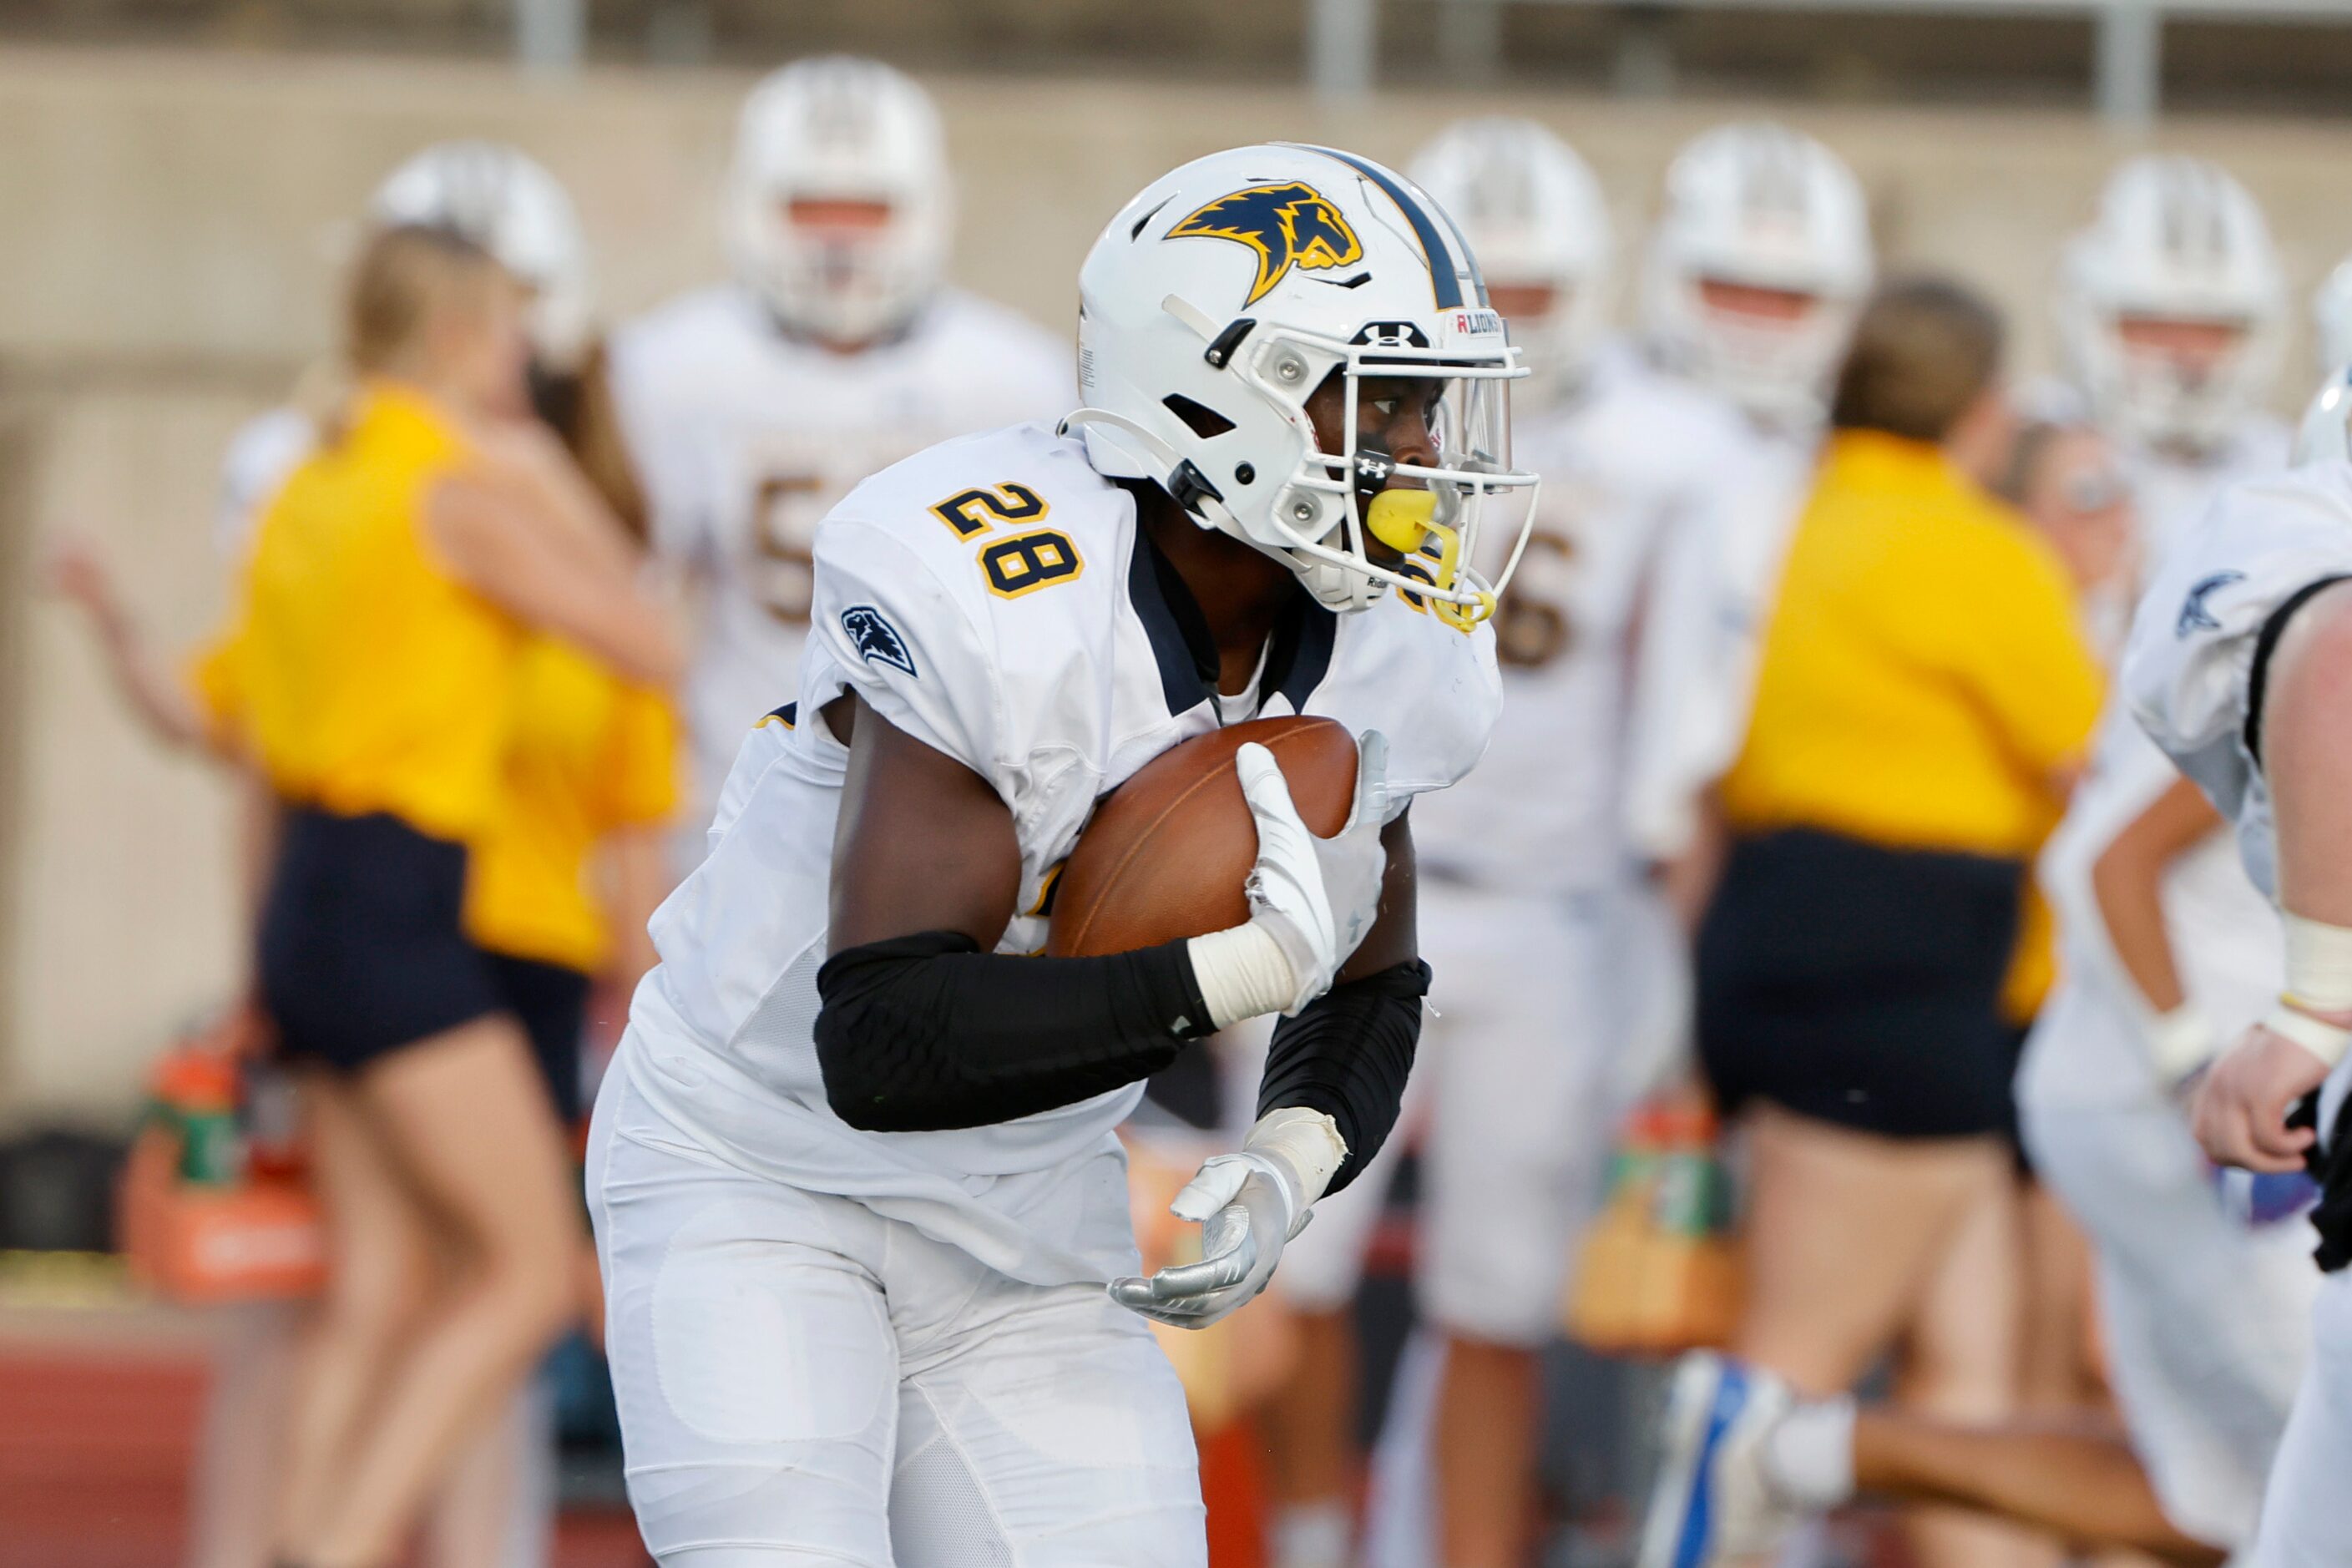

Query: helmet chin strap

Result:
[1062,407,1377,610]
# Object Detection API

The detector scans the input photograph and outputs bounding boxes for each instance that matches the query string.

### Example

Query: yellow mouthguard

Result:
[1365,489,1498,627]
[1365,488,1436,554]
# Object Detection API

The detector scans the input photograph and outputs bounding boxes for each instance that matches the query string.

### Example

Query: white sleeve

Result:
[1621,467,1795,861]
[807,518,1002,787]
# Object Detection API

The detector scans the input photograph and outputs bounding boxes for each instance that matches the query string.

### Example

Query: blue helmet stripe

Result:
[1292,144,1464,310]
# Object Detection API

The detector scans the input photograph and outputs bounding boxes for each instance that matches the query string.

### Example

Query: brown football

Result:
[1046,716,1358,959]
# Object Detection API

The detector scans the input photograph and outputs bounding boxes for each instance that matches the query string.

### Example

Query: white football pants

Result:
[2021,1094,2314,1550]
[587,1065,1206,1566]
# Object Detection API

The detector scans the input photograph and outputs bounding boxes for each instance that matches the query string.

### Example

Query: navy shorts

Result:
[260,807,505,1074]
[1697,827,2026,1141]
[488,953,589,1125]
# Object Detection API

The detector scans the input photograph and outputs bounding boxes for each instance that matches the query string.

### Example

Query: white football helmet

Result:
[370,141,592,367]
[2293,363,2352,467]
[2313,257,2352,382]
[1069,144,1539,622]
[1408,118,1613,392]
[727,56,953,347]
[2057,155,2284,457]
[1641,122,1873,426]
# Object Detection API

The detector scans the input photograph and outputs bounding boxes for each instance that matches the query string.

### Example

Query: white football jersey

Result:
[2127,460,2352,902]
[606,284,1075,848]
[1412,341,1769,893]
[2024,431,2289,1109]
[1617,378,1818,863]
[615,421,1501,1287]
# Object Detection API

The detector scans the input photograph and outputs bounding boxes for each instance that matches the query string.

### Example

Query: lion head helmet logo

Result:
[1166,182,1366,306]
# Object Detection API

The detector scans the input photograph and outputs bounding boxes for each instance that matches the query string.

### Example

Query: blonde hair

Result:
[342,223,510,380]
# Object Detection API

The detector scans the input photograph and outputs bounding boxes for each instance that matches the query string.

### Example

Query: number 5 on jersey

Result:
[930,482,1085,599]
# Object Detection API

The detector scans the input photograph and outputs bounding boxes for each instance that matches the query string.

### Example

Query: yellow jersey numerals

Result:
[928,482,1084,600]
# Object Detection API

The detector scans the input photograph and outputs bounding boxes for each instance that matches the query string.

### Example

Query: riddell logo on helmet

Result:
[1449,308,1505,337]
[1167,182,1365,306]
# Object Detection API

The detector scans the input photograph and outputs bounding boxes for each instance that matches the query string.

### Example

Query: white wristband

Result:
[1243,1106,1349,1217]
[2263,1004,2352,1070]
[1186,923,1298,1031]
[2285,913,2352,1014]
[2147,1004,2219,1087]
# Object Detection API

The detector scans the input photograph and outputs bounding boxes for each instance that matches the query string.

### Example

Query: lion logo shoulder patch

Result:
[841,604,918,678]
[1166,181,1365,306]
[2177,570,2245,638]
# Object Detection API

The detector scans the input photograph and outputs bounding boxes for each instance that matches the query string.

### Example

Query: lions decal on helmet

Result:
[1167,182,1365,306]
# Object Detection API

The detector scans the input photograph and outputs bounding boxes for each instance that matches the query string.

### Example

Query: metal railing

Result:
[1308,0,2352,123]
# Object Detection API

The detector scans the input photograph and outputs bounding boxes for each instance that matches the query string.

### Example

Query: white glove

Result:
[1188,732,1391,1028]
[1110,1108,1347,1329]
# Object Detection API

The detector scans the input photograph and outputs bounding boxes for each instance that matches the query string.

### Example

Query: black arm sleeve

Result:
[1255,959,1430,1196]
[813,931,1215,1132]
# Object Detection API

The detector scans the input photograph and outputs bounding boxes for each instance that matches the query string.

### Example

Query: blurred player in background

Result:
[2126,376,2352,1568]
[2056,155,2289,557]
[587,141,1532,1565]
[604,54,1072,857]
[1619,121,1873,898]
[1252,116,1768,1568]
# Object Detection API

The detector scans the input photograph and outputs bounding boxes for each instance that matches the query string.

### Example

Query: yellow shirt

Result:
[461,639,680,974]
[202,383,521,843]
[1722,430,2102,862]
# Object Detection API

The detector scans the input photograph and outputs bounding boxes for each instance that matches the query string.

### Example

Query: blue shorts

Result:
[260,807,504,1074]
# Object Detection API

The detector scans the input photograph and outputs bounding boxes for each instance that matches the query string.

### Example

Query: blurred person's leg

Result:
[2016,1181,2097,1414]
[186,1300,302,1568]
[1418,885,1621,1568]
[1893,1173,2030,1568]
[1847,1409,2221,1565]
[292,1018,578,1568]
[1734,1106,2011,1395]
[1664,1092,2315,1568]
[422,1382,555,1568]
[275,1071,436,1554]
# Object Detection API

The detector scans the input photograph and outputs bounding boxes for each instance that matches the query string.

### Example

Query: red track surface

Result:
[0,1335,648,1568]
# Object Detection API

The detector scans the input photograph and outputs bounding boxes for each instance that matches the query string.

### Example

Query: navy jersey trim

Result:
[1262,593,1338,712]
[1125,498,1221,717]
[1292,144,1464,310]
[2246,574,2352,766]
[1123,486,1336,721]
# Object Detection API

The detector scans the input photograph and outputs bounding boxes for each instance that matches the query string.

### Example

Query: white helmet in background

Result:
[2312,257,2352,382]
[727,56,953,348]
[2293,363,2352,467]
[1641,122,1874,427]
[371,140,592,367]
[1070,144,1540,622]
[2057,155,2284,458]
[1408,118,1613,392]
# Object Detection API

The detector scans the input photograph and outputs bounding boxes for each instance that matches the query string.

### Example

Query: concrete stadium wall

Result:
[6,44,2352,1120]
